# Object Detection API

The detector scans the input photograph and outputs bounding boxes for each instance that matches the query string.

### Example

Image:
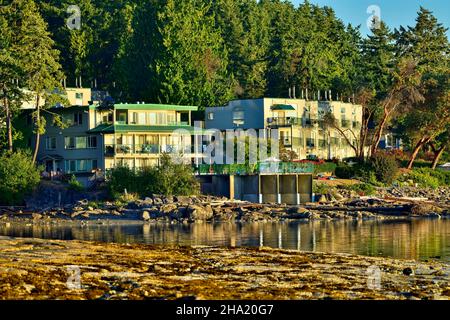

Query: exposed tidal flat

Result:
[0,236,448,300]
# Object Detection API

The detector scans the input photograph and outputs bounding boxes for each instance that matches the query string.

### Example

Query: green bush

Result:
[398,168,450,188]
[67,175,84,192]
[335,164,356,179]
[107,154,200,199]
[340,183,376,196]
[0,150,42,205]
[369,152,399,185]
[314,162,337,175]
[313,182,331,194]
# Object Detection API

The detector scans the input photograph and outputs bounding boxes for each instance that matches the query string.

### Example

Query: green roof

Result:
[88,124,203,134]
[114,103,198,111]
[271,104,295,111]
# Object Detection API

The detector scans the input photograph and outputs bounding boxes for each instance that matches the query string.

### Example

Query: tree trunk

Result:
[431,146,445,170]
[407,137,430,170]
[32,96,40,164]
[371,108,389,156]
[5,98,13,152]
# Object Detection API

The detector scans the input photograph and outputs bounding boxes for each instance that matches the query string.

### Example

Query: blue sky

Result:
[291,0,450,37]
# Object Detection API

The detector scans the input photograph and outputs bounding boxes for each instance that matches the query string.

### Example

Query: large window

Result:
[65,136,97,149]
[65,159,98,173]
[233,108,244,126]
[45,137,57,150]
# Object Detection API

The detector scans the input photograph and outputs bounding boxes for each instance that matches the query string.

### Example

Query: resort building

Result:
[205,98,363,160]
[17,88,202,186]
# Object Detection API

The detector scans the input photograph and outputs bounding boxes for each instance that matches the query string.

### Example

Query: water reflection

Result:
[0,219,449,263]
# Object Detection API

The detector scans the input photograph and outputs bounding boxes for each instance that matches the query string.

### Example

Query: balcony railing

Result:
[104,144,197,156]
[267,117,321,128]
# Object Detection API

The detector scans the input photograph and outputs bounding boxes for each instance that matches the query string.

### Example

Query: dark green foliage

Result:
[335,164,355,179]
[369,152,399,185]
[107,154,199,198]
[314,162,337,175]
[0,150,42,205]
[398,168,450,188]
[67,175,84,192]
[339,183,376,196]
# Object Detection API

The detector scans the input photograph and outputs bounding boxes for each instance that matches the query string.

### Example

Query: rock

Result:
[186,204,213,221]
[32,213,43,220]
[291,207,309,214]
[77,199,89,206]
[141,211,151,221]
[403,267,414,276]
[174,196,193,205]
[160,204,178,214]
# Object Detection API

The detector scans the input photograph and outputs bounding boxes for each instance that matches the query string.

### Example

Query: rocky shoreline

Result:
[1,186,449,224]
[0,236,448,300]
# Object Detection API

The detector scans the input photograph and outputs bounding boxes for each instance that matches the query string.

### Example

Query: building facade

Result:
[205,98,363,160]
[24,88,202,186]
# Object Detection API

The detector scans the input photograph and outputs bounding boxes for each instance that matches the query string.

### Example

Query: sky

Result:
[291,0,450,37]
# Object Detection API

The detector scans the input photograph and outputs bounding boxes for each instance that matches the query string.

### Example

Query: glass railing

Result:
[104,144,198,156]
[267,117,322,128]
[197,162,314,175]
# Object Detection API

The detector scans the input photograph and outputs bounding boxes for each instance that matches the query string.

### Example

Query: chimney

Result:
[289,87,292,99]
[79,76,82,88]
[94,78,97,89]
[75,77,78,88]
[325,90,328,101]
[317,90,320,101]
[301,89,304,100]
[329,90,332,101]
[306,88,309,100]
[293,86,296,99]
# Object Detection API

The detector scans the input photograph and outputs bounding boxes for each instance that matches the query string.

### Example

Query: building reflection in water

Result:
[0,219,449,263]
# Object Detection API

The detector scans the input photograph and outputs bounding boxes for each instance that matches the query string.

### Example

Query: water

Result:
[0,219,449,263]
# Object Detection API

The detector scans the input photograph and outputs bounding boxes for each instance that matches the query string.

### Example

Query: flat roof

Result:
[114,103,198,111]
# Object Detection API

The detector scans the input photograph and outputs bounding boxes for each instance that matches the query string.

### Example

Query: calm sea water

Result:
[0,219,449,263]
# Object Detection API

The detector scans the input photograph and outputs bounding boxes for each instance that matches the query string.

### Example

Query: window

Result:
[149,113,157,125]
[87,136,97,148]
[65,136,97,150]
[208,112,214,120]
[73,112,83,126]
[167,114,176,125]
[65,159,98,173]
[138,112,146,125]
[233,108,244,126]
[75,93,83,99]
[46,137,57,150]
[157,113,166,125]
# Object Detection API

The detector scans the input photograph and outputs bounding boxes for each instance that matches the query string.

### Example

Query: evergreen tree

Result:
[12,0,64,163]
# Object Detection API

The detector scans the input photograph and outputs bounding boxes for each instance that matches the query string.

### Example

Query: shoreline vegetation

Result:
[0,237,448,300]
[1,186,449,225]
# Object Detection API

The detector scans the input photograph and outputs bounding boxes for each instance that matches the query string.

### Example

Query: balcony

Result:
[267,117,302,127]
[104,144,196,157]
[267,117,321,128]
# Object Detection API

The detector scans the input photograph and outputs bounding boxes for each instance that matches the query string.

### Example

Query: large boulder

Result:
[186,204,213,221]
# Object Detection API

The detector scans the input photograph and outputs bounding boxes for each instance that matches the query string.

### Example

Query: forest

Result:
[0,0,449,167]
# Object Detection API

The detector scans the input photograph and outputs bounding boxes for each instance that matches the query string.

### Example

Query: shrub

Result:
[0,150,42,205]
[314,162,337,175]
[335,164,357,179]
[369,152,399,185]
[67,175,84,192]
[340,183,376,196]
[313,182,331,194]
[398,168,450,188]
[107,154,200,198]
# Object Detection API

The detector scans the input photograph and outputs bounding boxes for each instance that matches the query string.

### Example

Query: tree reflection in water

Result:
[0,219,448,263]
